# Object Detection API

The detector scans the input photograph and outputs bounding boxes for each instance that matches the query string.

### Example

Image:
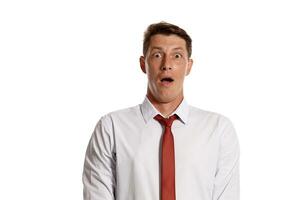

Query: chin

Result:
[148,86,183,103]
[156,93,181,103]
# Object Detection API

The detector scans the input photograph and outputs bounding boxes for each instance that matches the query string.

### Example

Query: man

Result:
[83,22,240,200]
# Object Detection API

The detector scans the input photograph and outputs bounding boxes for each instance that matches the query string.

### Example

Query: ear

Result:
[185,58,193,76]
[140,56,146,74]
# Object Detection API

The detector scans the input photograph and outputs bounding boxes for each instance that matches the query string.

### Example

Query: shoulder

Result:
[96,104,141,127]
[188,105,235,129]
[91,105,141,143]
[188,105,238,145]
[188,105,231,121]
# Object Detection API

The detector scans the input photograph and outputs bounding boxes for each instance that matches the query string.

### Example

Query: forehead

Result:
[149,34,187,51]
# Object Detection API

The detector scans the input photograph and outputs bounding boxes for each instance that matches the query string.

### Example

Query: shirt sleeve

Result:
[213,116,240,200]
[82,115,116,200]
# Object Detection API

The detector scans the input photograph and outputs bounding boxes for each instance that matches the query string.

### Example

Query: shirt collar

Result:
[140,96,189,125]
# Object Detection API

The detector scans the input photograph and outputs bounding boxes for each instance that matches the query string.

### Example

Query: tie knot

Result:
[154,114,178,127]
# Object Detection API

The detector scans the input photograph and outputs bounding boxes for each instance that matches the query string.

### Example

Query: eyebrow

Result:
[173,47,184,51]
[150,47,184,51]
[151,47,163,51]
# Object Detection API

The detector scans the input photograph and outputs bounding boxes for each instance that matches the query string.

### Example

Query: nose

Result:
[160,56,173,71]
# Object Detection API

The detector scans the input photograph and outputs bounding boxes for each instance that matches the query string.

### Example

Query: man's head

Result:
[140,22,193,103]
[142,22,192,58]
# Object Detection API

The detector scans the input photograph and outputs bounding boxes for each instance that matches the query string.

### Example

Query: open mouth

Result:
[161,77,174,83]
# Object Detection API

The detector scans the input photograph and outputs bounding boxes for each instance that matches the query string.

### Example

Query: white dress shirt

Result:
[83,97,240,200]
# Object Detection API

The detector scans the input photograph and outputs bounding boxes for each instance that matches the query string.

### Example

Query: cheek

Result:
[146,65,160,79]
[148,59,162,71]
[146,69,158,84]
[175,68,187,79]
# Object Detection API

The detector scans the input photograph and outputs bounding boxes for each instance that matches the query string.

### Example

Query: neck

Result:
[146,90,184,118]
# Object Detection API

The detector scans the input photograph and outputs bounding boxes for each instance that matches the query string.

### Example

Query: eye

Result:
[174,53,182,59]
[151,52,162,59]
[154,52,162,58]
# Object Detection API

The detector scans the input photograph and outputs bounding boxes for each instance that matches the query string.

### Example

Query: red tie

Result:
[154,114,178,200]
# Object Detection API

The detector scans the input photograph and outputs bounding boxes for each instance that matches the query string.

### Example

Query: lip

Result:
[160,80,174,87]
[159,77,175,87]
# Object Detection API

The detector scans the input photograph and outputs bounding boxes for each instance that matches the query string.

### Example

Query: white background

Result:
[1,0,299,199]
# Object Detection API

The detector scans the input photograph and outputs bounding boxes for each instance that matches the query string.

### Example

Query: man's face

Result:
[140,34,193,103]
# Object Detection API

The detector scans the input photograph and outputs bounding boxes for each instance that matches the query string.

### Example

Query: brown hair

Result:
[143,21,192,58]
